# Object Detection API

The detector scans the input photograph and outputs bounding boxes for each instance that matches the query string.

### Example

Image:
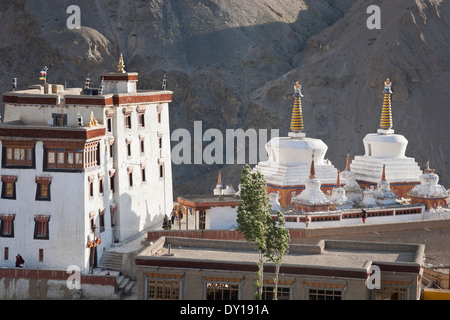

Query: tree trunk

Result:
[274,263,280,300]
[259,252,264,300]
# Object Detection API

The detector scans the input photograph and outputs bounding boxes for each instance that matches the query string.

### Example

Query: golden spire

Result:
[117,53,126,73]
[290,81,304,133]
[379,78,393,130]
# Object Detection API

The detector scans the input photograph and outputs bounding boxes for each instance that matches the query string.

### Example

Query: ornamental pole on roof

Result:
[345,154,351,171]
[381,164,386,181]
[290,81,304,134]
[117,53,126,73]
[379,78,393,132]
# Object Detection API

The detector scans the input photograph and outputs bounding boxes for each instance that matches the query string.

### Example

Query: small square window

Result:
[1,177,17,200]
[36,182,51,201]
[0,215,15,238]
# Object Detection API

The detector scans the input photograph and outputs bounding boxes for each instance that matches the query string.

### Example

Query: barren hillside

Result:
[0,0,448,198]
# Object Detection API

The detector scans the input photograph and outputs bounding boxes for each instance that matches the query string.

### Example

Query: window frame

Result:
[1,176,17,200]
[145,273,183,300]
[0,214,16,238]
[305,281,346,300]
[34,215,50,240]
[2,141,35,168]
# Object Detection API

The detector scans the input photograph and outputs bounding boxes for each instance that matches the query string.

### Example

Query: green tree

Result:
[236,164,273,300]
[264,211,290,300]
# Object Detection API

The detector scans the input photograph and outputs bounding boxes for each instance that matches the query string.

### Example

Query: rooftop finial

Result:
[424,160,434,174]
[381,164,386,181]
[216,171,222,188]
[290,81,304,133]
[345,154,351,171]
[379,78,393,131]
[117,53,126,73]
[336,169,341,187]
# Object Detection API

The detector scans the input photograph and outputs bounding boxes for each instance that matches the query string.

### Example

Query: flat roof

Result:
[136,237,424,278]
[177,194,241,209]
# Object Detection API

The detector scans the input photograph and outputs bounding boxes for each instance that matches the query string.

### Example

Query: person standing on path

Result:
[362,209,367,224]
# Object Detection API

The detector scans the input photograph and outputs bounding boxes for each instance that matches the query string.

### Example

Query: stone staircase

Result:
[97,251,136,298]
[99,251,123,271]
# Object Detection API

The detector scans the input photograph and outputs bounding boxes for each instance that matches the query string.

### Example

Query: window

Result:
[158,111,161,124]
[99,177,104,194]
[110,143,114,159]
[4,146,34,167]
[35,177,51,201]
[34,215,50,240]
[89,177,94,197]
[262,286,290,300]
[140,139,145,154]
[107,117,113,132]
[46,148,84,170]
[139,113,145,127]
[52,113,67,127]
[147,278,181,300]
[1,175,17,200]
[110,170,115,193]
[206,282,239,300]
[308,288,342,300]
[159,137,162,149]
[159,164,164,178]
[0,214,15,238]
[4,247,9,260]
[373,281,409,300]
[141,167,146,182]
[39,249,44,262]
[2,141,35,167]
[127,143,132,157]
[99,209,105,233]
[306,281,345,300]
[129,172,133,187]
[124,115,131,129]
[110,205,117,227]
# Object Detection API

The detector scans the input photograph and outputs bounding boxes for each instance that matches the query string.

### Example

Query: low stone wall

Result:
[147,219,450,243]
[0,268,118,300]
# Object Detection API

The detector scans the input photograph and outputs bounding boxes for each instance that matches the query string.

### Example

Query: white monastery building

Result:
[0,55,173,273]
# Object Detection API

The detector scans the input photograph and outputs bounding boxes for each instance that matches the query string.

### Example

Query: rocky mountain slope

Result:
[0,0,448,199]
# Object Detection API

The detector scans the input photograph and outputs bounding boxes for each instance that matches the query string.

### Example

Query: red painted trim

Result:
[101,74,139,81]
[65,96,114,106]
[135,258,370,279]
[3,95,58,105]
[0,127,105,140]
[113,93,172,105]
[0,268,116,286]
[177,198,241,210]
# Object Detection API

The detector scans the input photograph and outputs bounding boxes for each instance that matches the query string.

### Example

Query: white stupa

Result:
[291,155,331,211]
[255,81,339,207]
[373,165,398,205]
[223,185,236,195]
[349,79,422,197]
[268,192,282,212]
[361,187,377,208]
[341,154,364,205]
[408,162,449,199]
[329,170,353,209]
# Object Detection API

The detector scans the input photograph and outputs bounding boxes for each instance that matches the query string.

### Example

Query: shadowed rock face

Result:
[1,0,449,198]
